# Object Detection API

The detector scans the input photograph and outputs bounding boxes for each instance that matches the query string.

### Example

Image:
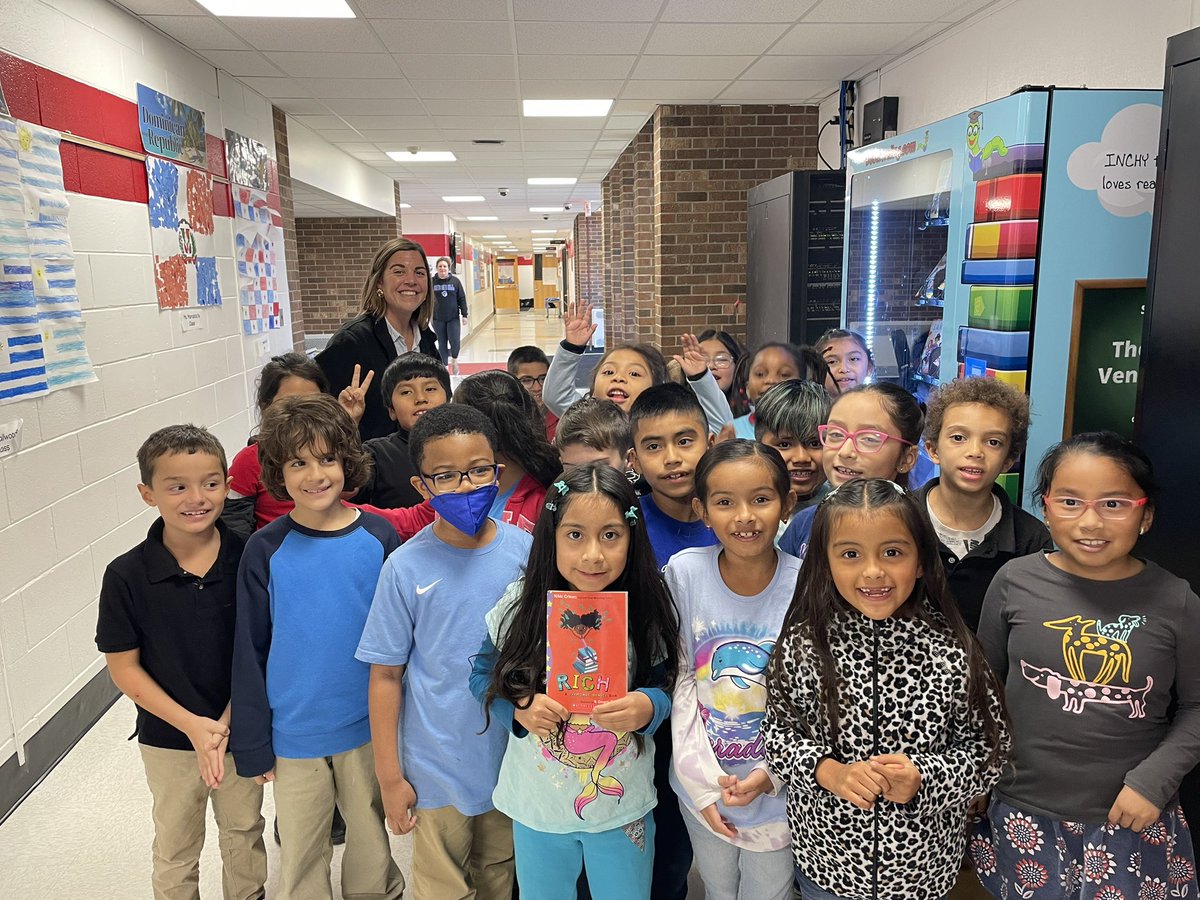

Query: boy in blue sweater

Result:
[231,394,403,900]
[357,404,532,900]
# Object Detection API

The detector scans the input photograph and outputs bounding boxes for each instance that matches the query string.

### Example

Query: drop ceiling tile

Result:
[374,20,516,54]
[324,99,429,117]
[661,0,811,21]
[515,22,652,55]
[804,0,963,22]
[408,80,519,100]
[643,23,789,55]
[292,114,350,130]
[717,80,833,102]
[741,54,879,80]
[200,50,284,77]
[238,76,312,98]
[359,130,446,143]
[313,128,368,142]
[515,55,636,79]
[620,80,728,100]
[264,52,403,78]
[518,141,598,151]
[355,0,510,16]
[770,22,926,55]
[632,55,756,79]
[343,114,440,129]
[142,15,250,51]
[433,115,521,129]
[513,0,662,21]
[272,98,332,115]
[520,80,627,99]
[436,129,524,140]
[610,100,658,116]
[605,114,652,130]
[593,139,634,151]
[228,19,385,52]
[118,0,203,13]
[297,78,415,99]
[398,54,517,81]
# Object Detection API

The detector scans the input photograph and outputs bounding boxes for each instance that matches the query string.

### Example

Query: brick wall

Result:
[599,104,819,350]
[295,216,402,336]
[572,212,603,307]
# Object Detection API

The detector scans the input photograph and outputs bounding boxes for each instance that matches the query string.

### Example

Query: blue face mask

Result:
[428,483,498,536]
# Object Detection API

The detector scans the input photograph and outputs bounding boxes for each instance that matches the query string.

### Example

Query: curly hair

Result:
[923,377,1030,456]
[257,394,373,501]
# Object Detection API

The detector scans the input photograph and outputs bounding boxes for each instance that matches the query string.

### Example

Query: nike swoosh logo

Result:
[415,580,441,595]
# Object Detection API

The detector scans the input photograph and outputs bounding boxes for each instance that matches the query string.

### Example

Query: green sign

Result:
[1065,282,1144,440]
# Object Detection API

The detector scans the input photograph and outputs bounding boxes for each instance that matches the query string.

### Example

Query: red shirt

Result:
[228,442,294,530]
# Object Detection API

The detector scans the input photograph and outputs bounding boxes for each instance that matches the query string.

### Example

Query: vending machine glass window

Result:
[845,150,953,400]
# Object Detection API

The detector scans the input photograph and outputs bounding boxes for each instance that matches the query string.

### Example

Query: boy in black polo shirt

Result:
[96,424,266,900]
[354,351,451,508]
[919,377,1053,631]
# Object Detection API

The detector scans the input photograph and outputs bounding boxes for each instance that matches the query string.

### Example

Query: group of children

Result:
[96,311,1200,900]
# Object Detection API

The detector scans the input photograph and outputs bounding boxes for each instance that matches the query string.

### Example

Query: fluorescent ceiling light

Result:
[443,195,485,202]
[386,150,456,162]
[530,229,557,234]
[399,203,411,209]
[482,234,507,238]
[523,99,613,117]
[196,0,353,15]
[527,177,577,185]
[529,206,564,212]
[467,216,498,221]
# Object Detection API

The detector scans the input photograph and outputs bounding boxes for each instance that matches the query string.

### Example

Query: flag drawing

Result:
[0,261,48,401]
[233,185,281,334]
[146,155,220,310]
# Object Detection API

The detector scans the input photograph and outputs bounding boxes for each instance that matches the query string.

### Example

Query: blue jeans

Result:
[680,804,793,900]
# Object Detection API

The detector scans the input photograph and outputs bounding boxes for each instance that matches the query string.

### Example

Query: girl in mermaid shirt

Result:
[471,463,680,899]
[664,440,800,900]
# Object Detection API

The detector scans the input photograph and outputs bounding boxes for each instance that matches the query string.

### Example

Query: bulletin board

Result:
[1063,279,1145,440]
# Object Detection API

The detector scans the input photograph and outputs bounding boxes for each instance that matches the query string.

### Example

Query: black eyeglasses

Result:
[420,465,499,494]
[518,375,548,387]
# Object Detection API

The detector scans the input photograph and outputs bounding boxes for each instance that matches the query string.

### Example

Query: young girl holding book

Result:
[762,478,1010,900]
[665,440,799,900]
[973,432,1200,898]
[471,463,680,899]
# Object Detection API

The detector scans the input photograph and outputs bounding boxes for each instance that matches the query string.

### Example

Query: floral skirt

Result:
[969,797,1197,899]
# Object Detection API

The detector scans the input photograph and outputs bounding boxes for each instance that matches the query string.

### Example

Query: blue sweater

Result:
[231,511,399,777]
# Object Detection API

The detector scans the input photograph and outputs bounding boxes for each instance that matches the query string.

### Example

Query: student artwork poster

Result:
[546,591,627,714]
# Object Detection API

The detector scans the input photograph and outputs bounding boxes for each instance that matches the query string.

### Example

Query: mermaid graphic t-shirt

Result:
[485,583,663,835]
[978,553,1200,823]
[664,544,798,850]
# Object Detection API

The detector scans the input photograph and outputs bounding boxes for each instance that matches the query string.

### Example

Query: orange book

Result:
[546,591,628,714]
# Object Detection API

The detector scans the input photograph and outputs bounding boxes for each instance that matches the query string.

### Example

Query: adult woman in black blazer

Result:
[317,236,440,440]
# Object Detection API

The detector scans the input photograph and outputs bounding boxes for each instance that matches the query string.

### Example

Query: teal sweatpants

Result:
[511,813,656,899]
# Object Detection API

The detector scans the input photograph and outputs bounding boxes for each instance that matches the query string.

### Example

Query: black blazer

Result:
[316,313,439,441]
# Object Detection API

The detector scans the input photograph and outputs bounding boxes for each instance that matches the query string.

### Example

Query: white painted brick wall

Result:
[0,0,299,768]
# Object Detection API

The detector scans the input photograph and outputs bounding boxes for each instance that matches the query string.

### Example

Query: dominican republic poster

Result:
[146,156,220,310]
[547,591,627,714]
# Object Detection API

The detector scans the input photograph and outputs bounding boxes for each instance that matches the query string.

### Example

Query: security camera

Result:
[564,203,572,210]
[498,188,508,197]
[543,215,549,221]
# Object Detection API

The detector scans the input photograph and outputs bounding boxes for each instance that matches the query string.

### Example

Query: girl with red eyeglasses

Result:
[778,382,924,561]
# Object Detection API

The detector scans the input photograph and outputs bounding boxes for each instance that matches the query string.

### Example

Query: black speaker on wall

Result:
[862,96,899,146]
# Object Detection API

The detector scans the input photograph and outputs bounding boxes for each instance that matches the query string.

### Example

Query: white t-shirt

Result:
[927,494,1001,561]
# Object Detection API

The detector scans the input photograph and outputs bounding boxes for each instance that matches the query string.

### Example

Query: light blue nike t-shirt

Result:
[356,522,533,815]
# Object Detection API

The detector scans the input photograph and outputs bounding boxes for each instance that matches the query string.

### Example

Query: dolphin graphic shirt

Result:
[664,544,799,849]
[979,552,1200,823]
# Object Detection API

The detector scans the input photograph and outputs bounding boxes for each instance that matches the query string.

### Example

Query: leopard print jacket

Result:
[761,606,1009,900]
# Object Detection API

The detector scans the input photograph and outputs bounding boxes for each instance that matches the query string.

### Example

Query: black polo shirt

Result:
[95,518,244,750]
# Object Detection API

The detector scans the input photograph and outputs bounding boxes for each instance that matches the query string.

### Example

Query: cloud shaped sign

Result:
[1067,103,1161,217]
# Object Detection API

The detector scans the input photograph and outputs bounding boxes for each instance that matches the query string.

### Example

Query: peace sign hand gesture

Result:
[563,301,598,348]
[337,363,374,424]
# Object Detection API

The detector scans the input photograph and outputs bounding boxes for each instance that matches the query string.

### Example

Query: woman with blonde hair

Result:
[317,237,441,440]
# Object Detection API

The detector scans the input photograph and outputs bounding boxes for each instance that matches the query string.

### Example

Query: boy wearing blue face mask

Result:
[357,404,533,899]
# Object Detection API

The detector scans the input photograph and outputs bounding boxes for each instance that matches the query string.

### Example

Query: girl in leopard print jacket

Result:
[761,479,1010,900]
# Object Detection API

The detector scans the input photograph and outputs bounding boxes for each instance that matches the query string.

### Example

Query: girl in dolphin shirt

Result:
[472,464,680,899]
[664,440,799,900]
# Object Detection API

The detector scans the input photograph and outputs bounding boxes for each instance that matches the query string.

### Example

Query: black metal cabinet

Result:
[746,170,846,350]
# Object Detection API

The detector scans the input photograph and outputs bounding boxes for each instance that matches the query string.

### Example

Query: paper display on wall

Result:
[146,155,221,310]
[224,129,270,192]
[232,186,282,334]
[0,118,96,404]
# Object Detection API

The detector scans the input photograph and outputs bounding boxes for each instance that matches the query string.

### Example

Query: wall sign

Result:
[1063,279,1145,439]
[137,83,207,168]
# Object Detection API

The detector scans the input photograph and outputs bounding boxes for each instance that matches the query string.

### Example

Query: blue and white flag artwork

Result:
[0,118,94,405]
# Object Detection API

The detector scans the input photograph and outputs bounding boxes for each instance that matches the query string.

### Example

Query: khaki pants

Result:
[410,805,514,900]
[139,744,267,900]
[273,741,404,900]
